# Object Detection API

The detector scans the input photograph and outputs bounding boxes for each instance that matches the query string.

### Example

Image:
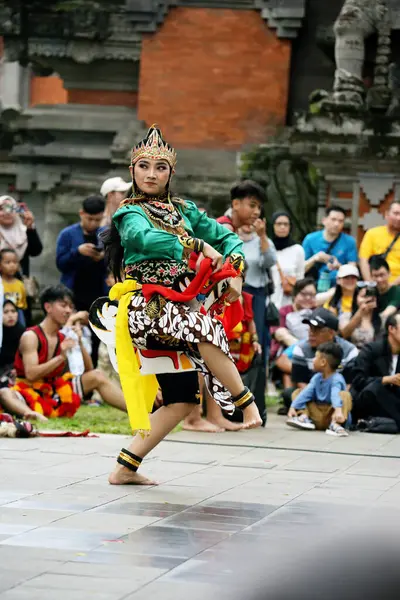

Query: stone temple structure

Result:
[0,0,399,282]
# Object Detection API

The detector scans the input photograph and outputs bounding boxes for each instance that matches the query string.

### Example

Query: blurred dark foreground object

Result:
[232,526,400,600]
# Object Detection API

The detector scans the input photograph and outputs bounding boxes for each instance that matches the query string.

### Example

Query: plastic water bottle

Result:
[64,327,85,376]
[317,270,331,293]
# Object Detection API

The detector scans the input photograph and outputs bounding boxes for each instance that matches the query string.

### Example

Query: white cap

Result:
[100,177,131,197]
[337,264,359,279]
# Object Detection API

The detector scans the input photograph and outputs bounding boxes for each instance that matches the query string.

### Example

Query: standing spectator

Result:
[100,176,132,227]
[270,211,305,309]
[0,195,43,325]
[217,180,264,232]
[196,179,270,431]
[303,205,358,291]
[351,313,400,430]
[369,256,400,317]
[359,201,400,284]
[56,195,108,366]
[0,249,27,325]
[239,217,276,364]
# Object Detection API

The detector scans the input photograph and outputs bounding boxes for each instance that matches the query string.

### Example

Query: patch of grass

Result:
[266,394,280,408]
[38,405,132,435]
[37,404,183,435]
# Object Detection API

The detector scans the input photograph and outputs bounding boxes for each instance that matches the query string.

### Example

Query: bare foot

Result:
[24,411,48,422]
[207,415,244,431]
[108,465,158,486]
[242,403,262,430]
[182,418,225,433]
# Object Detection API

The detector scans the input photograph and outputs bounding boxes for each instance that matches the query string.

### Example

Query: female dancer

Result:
[102,125,262,485]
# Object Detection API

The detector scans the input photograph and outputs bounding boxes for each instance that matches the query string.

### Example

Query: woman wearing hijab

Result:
[270,211,305,309]
[0,196,43,325]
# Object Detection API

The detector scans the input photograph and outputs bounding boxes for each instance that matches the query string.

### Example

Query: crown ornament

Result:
[131,125,177,169]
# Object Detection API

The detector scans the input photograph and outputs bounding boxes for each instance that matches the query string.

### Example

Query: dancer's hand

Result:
[203,243,223,271]
[225,276,242,303]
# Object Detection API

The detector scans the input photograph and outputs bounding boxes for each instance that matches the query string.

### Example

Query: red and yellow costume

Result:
[12,326,81,418]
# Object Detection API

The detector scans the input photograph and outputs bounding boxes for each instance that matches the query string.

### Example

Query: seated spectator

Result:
[0,285,126,420]
[323,264,360,318]
[272,278,316,355]
[0,248,27,326]
[340,283,382,347]
[351,312,400,431]
[369,256,400,320]
[286,341,350,436]
[281,307,358,412]
[270,278,316,389]
[0,300,25,388]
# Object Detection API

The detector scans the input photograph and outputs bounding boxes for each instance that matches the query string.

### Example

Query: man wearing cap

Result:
[283,308,358,405]
[100,176,132,227]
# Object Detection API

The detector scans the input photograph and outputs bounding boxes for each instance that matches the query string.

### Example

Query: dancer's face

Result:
[130,158,171,196]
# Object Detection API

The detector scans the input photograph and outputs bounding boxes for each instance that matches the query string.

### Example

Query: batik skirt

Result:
[127,292,235,414]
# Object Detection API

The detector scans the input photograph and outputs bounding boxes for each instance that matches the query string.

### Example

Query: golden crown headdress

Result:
[131,125,177,170]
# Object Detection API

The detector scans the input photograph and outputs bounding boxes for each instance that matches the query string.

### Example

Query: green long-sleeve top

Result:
[113,199,244,265]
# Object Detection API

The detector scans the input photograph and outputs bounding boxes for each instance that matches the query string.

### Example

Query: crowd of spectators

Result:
[1,178,400,437]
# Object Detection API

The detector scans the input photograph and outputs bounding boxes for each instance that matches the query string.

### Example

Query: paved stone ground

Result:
[1,413,400,599]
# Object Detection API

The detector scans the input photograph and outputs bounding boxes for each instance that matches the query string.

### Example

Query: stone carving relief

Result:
[325,0,392,112]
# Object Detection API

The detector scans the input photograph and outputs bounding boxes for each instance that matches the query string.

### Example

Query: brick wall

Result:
[30,76,67,105]
[139,7,291,149]
[68,89,138,107]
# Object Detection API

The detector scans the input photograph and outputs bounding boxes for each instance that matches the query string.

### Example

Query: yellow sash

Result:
[109,280,158,436]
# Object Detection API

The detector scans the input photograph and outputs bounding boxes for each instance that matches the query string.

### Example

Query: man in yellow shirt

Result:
[359,201,400,284]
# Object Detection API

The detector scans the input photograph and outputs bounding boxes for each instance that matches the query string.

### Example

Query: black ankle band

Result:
[117,448,143,472]
[232,387,254,410]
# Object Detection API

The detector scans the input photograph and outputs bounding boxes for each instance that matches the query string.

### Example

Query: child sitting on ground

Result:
[0,300,25,387]
[0,248,27,326]
[286,341,351,437]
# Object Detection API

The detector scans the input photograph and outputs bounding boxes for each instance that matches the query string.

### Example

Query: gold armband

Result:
[229,253,245,276]
[177,235,204,254]
[251,333,259,343]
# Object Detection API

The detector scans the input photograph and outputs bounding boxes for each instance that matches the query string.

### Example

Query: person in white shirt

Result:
[270,211,305,309]
[100,176,132,227]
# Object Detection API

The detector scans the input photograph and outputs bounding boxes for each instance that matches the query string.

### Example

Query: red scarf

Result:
[142,256,243,332]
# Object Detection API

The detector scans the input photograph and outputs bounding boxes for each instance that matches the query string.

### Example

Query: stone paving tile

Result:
[99,525,229,560]
[22,573,141,596]
[2,420,400,598]
[0,587,123,600]
[0,526,123,552]
[72,550,185,570]
[52,512,161,533]
[49,561,167,583]
[123,581,221,600]
[94,500,189,517]
[346,457,400,477]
